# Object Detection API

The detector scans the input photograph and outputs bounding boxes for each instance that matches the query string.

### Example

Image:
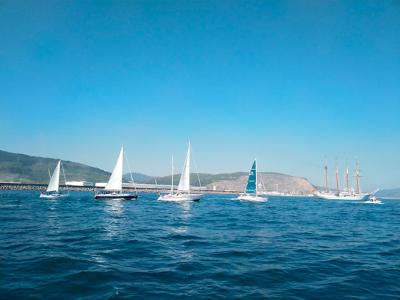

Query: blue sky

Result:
[0,1,399,189]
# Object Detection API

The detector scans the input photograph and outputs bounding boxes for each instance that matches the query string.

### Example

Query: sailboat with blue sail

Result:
[237,159,268,202]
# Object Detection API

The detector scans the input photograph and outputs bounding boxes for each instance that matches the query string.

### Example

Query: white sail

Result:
[47,161,61,192]
[177,142,191,192]
[105,146,124,191]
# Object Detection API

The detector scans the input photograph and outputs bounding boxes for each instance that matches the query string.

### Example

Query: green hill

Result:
[0,149,316,194]
[123,172,154,183]
[0,150,110,184]
[147,171,315,194]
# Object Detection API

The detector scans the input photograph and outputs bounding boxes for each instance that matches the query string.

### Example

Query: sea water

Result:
[1,190,399,299]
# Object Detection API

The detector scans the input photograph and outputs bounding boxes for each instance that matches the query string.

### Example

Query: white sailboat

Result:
[158,141,202,202]
[40,160,67,199]
[237,159,268,202]
[314,162,370,201]
[95,146,138,200]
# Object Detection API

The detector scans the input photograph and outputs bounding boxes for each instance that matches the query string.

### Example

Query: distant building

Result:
[66,181,94,187]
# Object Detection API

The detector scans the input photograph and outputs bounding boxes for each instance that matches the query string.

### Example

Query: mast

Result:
[345,165,350,193]
[188,141,191,194]
[171,155,174,194]
[324,163,329,193]
[354,161,361,194]
[335,165,340,193]
[61,161,69,192]
[125,150,137,194]
[255,159,258,196]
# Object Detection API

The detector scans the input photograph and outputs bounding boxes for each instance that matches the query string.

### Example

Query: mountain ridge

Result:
[0,149,110,184]
[0,149,316,193]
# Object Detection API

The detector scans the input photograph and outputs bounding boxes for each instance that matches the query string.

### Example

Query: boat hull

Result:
[40,192,66,199]
[158,193,202,202]
[314,192,370,201]
[237,194,268,202]
[94,193,138,200]
[364,199,383,205]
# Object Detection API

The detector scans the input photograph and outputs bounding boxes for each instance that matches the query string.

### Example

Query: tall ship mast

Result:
[354,161,361,195]
[335,164,340,194]
[314,160,371,201]
[345,165,350,193]
[324,162,329,193]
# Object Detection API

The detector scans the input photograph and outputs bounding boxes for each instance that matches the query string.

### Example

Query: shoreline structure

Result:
[0,182,313,196]
[0,182,229,194]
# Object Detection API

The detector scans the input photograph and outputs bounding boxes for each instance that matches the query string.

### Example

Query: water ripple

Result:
[1,191,399,299]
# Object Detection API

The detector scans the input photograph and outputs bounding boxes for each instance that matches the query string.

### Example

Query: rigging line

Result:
[61,161,69,192]
[154,176,160,195]
[124,154,137,193]
[191,147,202,188]
[259,171,266,191]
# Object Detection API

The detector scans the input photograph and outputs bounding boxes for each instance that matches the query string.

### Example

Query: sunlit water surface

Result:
[1,191,399,299]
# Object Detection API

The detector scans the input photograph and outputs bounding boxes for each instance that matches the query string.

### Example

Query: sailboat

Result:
[40,160,67,199]
[314,162,370,201]
[95,146,138,200]
[158,141,202,201]
[237,160,268,202]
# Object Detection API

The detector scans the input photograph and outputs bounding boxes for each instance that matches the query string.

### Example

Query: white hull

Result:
[40,192,67,199]
[364,199,383,205]
[158,193,202,202]
[364,196,383,205]
[315,191,370,201]
[237,194,268,202]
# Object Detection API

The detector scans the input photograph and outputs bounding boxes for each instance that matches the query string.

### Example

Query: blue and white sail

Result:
[237,159,267,201]
[245,160,257,195]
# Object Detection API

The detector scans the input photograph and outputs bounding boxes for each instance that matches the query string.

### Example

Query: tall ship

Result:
[314,161,370,201]
[95,146,138,200]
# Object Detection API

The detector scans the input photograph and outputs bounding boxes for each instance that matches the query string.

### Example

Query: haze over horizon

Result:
[1,1,399,190]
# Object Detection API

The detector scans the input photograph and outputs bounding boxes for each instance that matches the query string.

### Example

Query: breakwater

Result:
[0,182,235,194]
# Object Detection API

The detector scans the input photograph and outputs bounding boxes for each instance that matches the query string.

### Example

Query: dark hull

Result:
[94,194,138,200]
